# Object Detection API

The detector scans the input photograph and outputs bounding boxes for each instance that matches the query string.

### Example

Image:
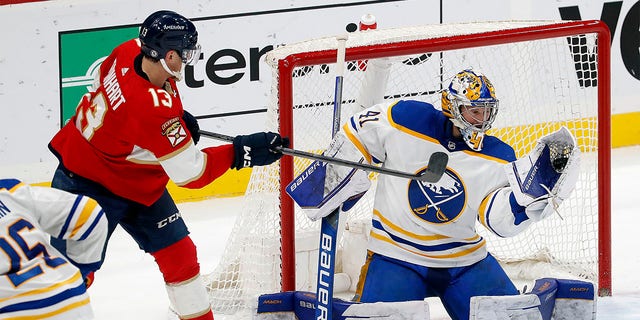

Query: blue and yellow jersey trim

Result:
[478,190,498,234]
[0,271,89,320]
[370,209,485,260]
[387,100,445,144]
[343,123,373,164]
[0,272,83,304]
[478,189,529,238]
[0,179,25,193]
[383,100,516,162]
[5,298,92,320]
[57,196,104,241]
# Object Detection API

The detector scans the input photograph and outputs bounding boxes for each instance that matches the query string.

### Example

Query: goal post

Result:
[205,19,611,318]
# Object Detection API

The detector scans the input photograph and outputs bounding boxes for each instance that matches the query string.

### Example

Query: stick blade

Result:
[419,152,449,183]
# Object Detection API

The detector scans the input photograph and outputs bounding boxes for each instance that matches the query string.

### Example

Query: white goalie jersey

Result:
[343,100,525,268]
[0,179,107,320]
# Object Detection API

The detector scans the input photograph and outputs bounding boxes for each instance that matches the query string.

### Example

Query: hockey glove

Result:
[182,110,200,145]
[505,126,580,222]
[232,132,289,169]
[69,259,99,289]
[84,271,95,288]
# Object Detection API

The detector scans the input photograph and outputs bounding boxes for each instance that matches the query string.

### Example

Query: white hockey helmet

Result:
[441,70,499,151]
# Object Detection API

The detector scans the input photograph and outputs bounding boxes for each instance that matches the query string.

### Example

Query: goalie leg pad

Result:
[469,278,555,320]
[152,236,212,319]
[469,278,596,320]
[341,299,430,319]
[551,278,596,320]
[469,294,543,320]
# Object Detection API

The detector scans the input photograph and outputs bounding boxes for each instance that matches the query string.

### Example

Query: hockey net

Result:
[204,20,611,318]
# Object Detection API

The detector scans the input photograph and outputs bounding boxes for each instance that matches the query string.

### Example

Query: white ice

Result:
[90,146,640,320]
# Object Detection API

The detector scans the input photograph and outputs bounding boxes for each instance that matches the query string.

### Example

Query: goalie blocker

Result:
[286,132,371,221]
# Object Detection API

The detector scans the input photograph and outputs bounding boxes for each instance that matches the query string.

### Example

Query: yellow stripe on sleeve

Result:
[7,182,26,193]
[477,191,495,228]
[69,198,98,238]
[343,123,373,164]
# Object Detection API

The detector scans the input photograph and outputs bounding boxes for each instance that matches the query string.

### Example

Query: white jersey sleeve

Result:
[342,101,394,164]
[477,187,534,238]
[8,180,108,266]
[0,179,106,319]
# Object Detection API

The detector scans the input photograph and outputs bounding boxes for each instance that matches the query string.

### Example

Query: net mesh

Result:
[204,21,605,318]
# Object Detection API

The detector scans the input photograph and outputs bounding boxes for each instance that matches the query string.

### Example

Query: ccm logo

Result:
[243,146,252,167]
[157,212,181,228]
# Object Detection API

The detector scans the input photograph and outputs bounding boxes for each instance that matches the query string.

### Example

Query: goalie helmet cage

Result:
[205,20,611,317]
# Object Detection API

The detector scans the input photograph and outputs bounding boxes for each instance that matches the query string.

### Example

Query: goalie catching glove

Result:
[505,126,580,222]
[286,132,371,221]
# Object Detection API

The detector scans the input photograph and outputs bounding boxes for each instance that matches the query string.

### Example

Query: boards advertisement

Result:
[0,0,637,187]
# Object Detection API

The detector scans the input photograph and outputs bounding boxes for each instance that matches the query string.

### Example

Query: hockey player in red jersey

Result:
[48,10,287,320]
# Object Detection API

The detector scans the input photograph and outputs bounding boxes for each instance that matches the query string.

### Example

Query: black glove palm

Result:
[182,110,200,145]
[232,132,289,169]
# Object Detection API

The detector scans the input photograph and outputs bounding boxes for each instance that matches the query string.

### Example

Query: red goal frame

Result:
[274,20,612,296]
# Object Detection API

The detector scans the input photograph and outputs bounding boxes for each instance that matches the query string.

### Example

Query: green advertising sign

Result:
[59,27,138,126]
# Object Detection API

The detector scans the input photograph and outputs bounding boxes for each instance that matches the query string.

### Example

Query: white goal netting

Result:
[204,20,610,318]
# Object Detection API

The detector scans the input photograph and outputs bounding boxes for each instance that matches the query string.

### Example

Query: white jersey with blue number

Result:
[343,100,517,268]
[0,179,107,320]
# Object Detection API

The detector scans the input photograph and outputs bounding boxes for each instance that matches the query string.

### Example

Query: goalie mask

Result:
[441,70,499,151]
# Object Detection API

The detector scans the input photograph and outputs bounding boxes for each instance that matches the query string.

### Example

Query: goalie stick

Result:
[198,129,449,183]
[317,34,348,320]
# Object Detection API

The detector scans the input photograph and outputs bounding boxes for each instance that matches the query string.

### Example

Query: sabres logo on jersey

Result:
[407,168,466,224]
[161,117,187,147]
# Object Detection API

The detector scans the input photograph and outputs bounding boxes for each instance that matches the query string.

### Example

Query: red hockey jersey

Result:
[50,39,234,206]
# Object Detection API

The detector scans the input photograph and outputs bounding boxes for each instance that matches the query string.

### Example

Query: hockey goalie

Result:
[259,125,595,320]
[258,69,595,320]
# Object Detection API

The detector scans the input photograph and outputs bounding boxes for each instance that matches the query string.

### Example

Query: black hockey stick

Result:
[199,129,449,183]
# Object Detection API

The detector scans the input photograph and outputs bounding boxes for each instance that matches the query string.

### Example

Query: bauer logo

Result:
[59,26,138,127]
[316,232,334,320]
